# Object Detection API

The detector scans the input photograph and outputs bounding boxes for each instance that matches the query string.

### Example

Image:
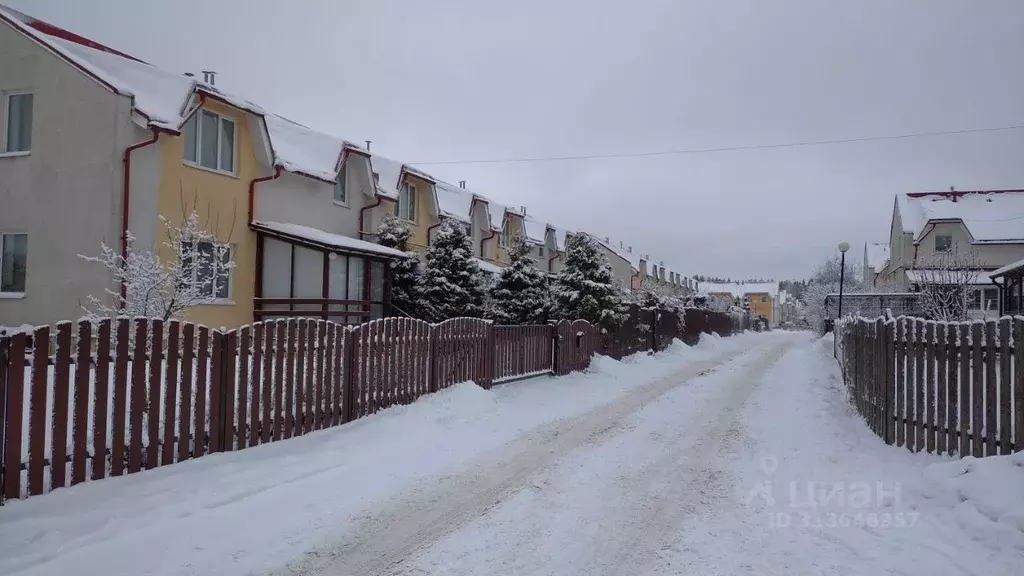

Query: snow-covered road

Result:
[2,332,1022,575]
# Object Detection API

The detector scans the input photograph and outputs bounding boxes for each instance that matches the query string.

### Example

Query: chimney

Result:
[520,205,527,216]
[201,70,216,85]
[459,180,466,189]
[365,140,372,151]
[605,237,610,244]
[619,240,623,248]
[627,245,632,253]
[183,72,195,78]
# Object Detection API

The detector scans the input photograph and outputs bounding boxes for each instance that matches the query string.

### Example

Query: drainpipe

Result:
[120,128,162,304]
[359,195,384,241]
[426,221,442,246]
[248,166,282,225]
[481,228,498,258]
[547,251,559,273]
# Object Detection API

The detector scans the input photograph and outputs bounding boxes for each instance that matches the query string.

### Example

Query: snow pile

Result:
[915,454,1024,551]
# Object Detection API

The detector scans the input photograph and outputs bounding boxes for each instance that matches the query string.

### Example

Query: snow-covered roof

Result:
[865,242,890,272]
[474,258,503,275]
[521,217,547,245]
[600,240,644,272]
[264,115,344,183]
[434,181,474,223]
[700,282,779,298]
[252,221,407,258]
[369,154,404,199]
[991,257,1024,278]
[0,5,196,129]
[896,191,1024,243]
[905,268,996,286]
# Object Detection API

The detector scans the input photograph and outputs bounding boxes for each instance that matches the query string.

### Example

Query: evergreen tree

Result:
[487,234,550,325]
[376,214,424,318]
[552,233,625,330]
[421,219,486,322]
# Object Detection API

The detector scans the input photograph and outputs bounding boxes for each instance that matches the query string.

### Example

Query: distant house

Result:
[879,190,1024,319]
[700,281,780,325]
[863,242,890,287]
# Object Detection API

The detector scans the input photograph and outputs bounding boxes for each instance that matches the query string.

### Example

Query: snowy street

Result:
[1,332,1022,575]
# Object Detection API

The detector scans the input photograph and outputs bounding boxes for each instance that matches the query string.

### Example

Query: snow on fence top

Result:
[897,190,1024,243]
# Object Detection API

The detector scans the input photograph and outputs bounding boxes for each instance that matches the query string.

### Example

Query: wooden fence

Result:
[837,316,1024,457]
[0,308,746,502]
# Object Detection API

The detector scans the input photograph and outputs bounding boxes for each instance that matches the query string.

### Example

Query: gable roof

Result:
[864,242,890,272]
[433,181,474,223]
[896,190,1024,244]
[521,217,547,245]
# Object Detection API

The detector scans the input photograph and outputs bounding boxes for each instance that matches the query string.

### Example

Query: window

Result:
[499,219,510,247]
[4,92,32,153]
[983,288,999,311]
[935,234,952,253]
[334,160,347,204]
[184,241,232,300]
[761,295,767,303]
[182,109,236,173]
[538,245,545,257]
[397,182,417,221]
[0,233,27,293]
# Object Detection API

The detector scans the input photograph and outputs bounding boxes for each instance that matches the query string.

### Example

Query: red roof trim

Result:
[14,9,147,63]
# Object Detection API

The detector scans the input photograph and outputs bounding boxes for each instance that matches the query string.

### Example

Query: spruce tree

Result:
[552,233,625,330]
[487,234,550,325]
[376,214,423,319]
[421,219,486,322]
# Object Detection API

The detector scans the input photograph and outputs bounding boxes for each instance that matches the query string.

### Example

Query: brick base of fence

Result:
[0,308,745,502]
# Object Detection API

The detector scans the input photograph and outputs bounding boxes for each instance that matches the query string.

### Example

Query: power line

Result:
[408,123,1024,166]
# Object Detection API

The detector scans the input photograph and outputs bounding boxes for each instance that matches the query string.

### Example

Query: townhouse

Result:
[0,3,695,328]
[877,189,1024,319]
[699,281,780,325]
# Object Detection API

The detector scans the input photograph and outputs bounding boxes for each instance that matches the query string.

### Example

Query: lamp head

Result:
[838,242,850,253]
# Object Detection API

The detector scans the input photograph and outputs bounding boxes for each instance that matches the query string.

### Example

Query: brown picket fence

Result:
[0,308,747,503]
[837,315,1024,457]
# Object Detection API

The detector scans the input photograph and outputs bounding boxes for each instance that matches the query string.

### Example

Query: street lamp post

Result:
[838,242,850,320]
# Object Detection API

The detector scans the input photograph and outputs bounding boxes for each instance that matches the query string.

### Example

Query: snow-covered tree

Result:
[78,211,235,321]
[802,254,863,332]
[487,234,550,325]
[376,214,424,319]
[912,245,980,321]
[552,233,626,330]
[421,219,486,321]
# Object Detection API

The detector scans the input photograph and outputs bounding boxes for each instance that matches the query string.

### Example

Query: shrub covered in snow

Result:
[376,214,425,319]
[78,211,235,321]
[552,233,626,330]
[486,234,551,325]
[421,219,486,322]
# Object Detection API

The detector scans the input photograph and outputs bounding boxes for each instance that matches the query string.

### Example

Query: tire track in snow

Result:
[268,336,792,576]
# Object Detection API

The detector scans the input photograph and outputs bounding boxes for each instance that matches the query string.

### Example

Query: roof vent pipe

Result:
[201,70,216,85]
[365,140,372,151]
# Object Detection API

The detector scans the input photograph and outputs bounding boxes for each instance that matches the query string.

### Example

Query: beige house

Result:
[879,190,1024,319]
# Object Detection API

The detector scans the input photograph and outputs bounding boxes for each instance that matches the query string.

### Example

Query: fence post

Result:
[0,335,8,505]
[341,328,357,423]
[485,322,495,389]
[883,319,894,445]
[210,330,231,453]
[428,324,439,393]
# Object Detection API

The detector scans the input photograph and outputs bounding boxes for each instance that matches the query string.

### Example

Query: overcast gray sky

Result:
[11,0,1024,279]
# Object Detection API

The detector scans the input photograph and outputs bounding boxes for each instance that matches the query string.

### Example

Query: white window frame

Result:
[0,232,28,296]
[934,234,952,253]
[2,90,33,156]
[182,108,237,175]
[187,241,233,302]
[499,219,510,248]
[398,182,417,222]
[334,159,348,206]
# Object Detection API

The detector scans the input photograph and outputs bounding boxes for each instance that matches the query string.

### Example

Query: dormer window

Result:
[935,234,952,253]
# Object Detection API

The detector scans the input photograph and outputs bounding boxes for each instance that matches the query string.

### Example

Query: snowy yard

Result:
[0,331,1021,575]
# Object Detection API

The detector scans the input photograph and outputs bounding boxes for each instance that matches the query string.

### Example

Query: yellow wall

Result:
[156,98,259,329]
[401,173,435,253]
[747,293,774,322]
[495,213,524,265]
